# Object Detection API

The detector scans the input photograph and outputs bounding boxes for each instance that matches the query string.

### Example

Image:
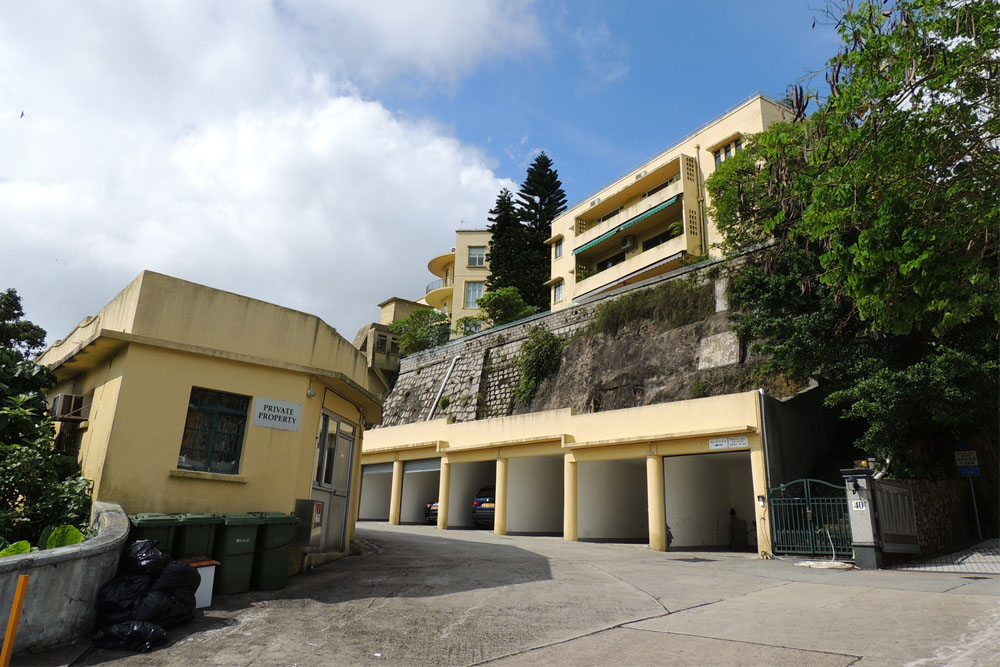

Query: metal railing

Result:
[425,278,450,294]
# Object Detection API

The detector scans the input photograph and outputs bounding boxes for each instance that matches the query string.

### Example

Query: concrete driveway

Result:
[27,521,1000,666]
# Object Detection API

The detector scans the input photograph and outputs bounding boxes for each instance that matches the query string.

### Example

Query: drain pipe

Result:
[427,356,460,421]
[757,388,773,487]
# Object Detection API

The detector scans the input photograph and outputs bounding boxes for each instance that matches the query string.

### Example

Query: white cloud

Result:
[0,1,532,343]
[277,0,544,88]
[569,21,630,92]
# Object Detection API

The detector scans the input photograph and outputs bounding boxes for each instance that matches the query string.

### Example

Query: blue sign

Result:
[957,466,980,477]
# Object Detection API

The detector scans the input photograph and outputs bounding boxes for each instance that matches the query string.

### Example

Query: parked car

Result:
[425,501,438,524]
[472,486,495,528]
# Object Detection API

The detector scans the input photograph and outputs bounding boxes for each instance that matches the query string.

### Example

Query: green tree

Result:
[707,0,1000,482]
[516,152,568,237]
[0,289,47,355]
[388,308,450,356]
[475,287,538,328]
[1,349,92,544]
[514,152,568,311]
[485,188,527,294]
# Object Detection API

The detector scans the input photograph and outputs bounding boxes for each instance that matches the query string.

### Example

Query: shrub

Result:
[0,348,92,544]
[587,278,714,337]
[516,327,565,405]
[476,287,539,328]
[388,308,450,355]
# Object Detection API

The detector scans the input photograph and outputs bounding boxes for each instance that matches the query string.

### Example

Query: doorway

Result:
[310,412,356,552]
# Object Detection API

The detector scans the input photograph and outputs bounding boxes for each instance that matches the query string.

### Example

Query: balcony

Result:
[573,179,684,253]
[424,277,453,310]
[574,233,687,298]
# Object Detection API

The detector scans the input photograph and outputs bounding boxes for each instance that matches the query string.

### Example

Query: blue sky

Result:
[380,1,841,206]
[0,1,842,343]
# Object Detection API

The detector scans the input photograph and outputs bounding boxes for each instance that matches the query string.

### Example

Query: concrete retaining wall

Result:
[0,502,129,655]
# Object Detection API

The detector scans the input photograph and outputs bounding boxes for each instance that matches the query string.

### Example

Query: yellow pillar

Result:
[494,457,508,535]
[749,439,772,557]
[388,460,403,525]
[563,455,578,541]
[647,455,666,551]
[437,457,451,530]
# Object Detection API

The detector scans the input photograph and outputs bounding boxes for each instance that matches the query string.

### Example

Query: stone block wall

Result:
[907,479,976,554]
[378,261,730,429]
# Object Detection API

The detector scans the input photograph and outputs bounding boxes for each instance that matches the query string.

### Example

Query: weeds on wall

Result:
[586,278,714,337]
[515,326,566,405]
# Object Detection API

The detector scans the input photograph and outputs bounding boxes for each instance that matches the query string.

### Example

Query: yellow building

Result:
[38,271,382,554]
[360,392,774,556]
[423,229,492,337]
[546,94,791,310]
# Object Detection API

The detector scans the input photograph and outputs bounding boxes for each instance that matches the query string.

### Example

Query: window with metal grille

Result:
[177,387,249,474]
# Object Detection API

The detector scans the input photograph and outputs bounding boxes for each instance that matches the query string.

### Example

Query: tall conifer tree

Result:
[485,189,525,294]
[515,152,567,310]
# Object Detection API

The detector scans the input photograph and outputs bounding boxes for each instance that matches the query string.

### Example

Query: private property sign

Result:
[253,397,302,432]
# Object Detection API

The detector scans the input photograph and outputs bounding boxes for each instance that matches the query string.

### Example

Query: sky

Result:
[0,1,843,346]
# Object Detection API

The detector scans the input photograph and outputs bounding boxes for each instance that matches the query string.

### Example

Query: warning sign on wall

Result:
[253,397,302,432]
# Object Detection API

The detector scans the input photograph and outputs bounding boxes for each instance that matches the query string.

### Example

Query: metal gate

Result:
[769,478,852,557]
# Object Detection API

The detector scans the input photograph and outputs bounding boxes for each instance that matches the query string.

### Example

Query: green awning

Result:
[573,195,681,255]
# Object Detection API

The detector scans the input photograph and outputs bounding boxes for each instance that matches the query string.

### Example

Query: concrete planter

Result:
[0,502,129,655]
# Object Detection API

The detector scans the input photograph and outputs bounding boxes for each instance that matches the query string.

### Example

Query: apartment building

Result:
[423,229,493,337]
[546,94,790,310]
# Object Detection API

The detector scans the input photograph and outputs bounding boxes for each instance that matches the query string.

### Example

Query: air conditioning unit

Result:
[634,170,647,181]
[50,394,90,422]
[590,197,601,207]
[621,235,636,250]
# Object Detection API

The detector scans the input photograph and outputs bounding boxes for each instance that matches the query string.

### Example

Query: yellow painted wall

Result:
[452,229,492,331]
[365,393,759,455]
[96,344,316,514]
[50,348,129,502]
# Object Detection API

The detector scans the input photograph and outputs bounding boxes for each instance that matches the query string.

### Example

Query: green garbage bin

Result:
[249,512,300,591]
[212,514,263,595]
[128,513,181,556]
[173,513,222,558]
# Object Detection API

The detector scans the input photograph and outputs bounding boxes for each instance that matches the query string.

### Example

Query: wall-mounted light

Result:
[757,495,766,508]
[306,389,317,398]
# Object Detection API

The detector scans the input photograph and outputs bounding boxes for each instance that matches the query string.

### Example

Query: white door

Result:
[311,412,356,552]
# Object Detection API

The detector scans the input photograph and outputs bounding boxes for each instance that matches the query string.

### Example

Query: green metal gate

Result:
[769,478,852,558]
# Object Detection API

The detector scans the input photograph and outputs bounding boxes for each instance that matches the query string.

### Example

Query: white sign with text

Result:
[253,397,302,432]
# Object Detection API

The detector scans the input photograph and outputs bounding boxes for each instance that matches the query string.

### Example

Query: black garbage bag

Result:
[93,621,168,653]
[152,561,201,593]
[97,574,154,611]
[131,590,171,624]
[119,540,170,576]
[157,588,197,628]
[96,574,155,627]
